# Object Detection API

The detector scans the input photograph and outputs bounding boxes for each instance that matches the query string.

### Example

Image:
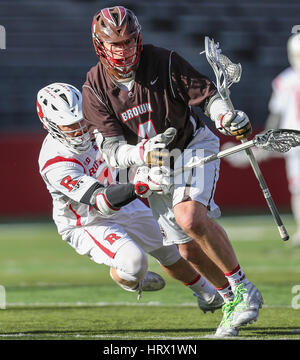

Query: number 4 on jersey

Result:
[60,176,78,192]
[137,120,157,141]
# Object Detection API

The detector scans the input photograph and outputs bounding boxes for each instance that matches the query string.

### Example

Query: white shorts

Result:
[148,126,221,246]
[65,200,166,267]
[285,147,300,194]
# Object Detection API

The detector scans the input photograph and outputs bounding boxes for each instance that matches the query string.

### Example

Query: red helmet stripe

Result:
[101,8,116,26]
[118,6,126,25]
[91,17,96,33]
[36,100,44,119]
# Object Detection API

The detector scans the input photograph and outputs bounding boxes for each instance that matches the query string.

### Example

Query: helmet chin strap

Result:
[116,70,135,80]
[105,63,136,82]
[109,52,140,81]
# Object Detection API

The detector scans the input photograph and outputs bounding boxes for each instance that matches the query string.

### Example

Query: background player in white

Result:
[37,82,224,309]
[83,6,263,336]
[225,33,300,246]
[266,33,300,246]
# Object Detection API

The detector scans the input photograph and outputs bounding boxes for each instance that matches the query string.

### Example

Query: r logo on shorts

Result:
[105,233,121,244]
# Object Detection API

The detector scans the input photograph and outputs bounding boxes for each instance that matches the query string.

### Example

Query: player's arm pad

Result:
[102,183,137,208]
[204,94,231,120]
[80,182,137,216]
[205,94,252,139]
[99,128,177,168]
[100,135,142,169]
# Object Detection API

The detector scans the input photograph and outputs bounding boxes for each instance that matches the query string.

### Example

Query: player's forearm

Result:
[104,137,143,169]
[80,182,137,215]
[95,128,177,169]
[95,134,142,169]
[204,94,231,122]
[101,183,137,208]
[204,94,251,139]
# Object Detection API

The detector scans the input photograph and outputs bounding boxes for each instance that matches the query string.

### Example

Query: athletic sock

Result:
[224,264,249,292]
[184,274,216,302]
[215,281,234,302]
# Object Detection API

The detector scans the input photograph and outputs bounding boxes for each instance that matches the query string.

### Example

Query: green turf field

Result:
[1,214,300,340]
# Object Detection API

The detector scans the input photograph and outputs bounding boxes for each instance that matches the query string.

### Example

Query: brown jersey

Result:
[82,44,217,152]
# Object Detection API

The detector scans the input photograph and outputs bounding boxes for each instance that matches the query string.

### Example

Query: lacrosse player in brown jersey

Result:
[82,6,263,336]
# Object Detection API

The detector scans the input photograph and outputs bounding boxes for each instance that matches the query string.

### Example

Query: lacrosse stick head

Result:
[254,129,300,153]
[204,36,242,100]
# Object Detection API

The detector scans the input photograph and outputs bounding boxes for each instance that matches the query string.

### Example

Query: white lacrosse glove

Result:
[216,110,252,140]
[134,166,172,198]
[136,127,177,166]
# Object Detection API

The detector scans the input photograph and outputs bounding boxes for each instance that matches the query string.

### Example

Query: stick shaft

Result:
[226,94,289,240]
[172,139,256,177]
[240,139,289,241]
[205,37,289,240]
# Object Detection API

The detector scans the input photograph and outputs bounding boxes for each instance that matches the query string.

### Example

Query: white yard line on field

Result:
[6,301,292,309]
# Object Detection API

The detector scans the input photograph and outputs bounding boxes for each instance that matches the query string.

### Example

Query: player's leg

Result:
[177,234,233,288]
[123,201,224,312]
[173,126,263,336]
[108,240,148,291]
[147,176,234,310]
[147,192,229,286]
[149,244,224,313]
[174,200,263,335]
[68,223,164,295]
[173,126,238,273]
[174,201,239,274]
[108,241,165,296]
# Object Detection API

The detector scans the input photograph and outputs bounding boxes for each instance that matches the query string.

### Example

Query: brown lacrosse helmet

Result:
[91,6,142,79]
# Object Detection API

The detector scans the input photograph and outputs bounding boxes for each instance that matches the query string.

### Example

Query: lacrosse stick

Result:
[204,36,290,241]
[173,129,300,175]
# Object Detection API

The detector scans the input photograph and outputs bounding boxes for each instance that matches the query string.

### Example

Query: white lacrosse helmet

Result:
[287,33,300,72]
[37,83,92,154]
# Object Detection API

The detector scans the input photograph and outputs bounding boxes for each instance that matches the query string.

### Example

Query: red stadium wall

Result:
[215,134,291,212]
[0,133,53,217]
[0,131,291,218]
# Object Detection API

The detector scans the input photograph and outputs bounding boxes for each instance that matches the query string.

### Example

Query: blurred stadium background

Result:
[1,0,300,341]
[0,0,297,219]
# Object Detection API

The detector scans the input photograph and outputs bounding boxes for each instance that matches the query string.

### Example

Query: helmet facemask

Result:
[92,6,143,79]
[94,35,142,78]
[41,117,91,154]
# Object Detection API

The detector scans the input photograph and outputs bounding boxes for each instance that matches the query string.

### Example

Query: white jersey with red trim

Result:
[269,67,300,130]
[268,68,300,193]
[38,134,143,238]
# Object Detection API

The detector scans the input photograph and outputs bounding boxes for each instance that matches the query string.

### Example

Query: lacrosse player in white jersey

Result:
[37,82,226,307]
[266,33,300,246]
[225,33,300,246]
